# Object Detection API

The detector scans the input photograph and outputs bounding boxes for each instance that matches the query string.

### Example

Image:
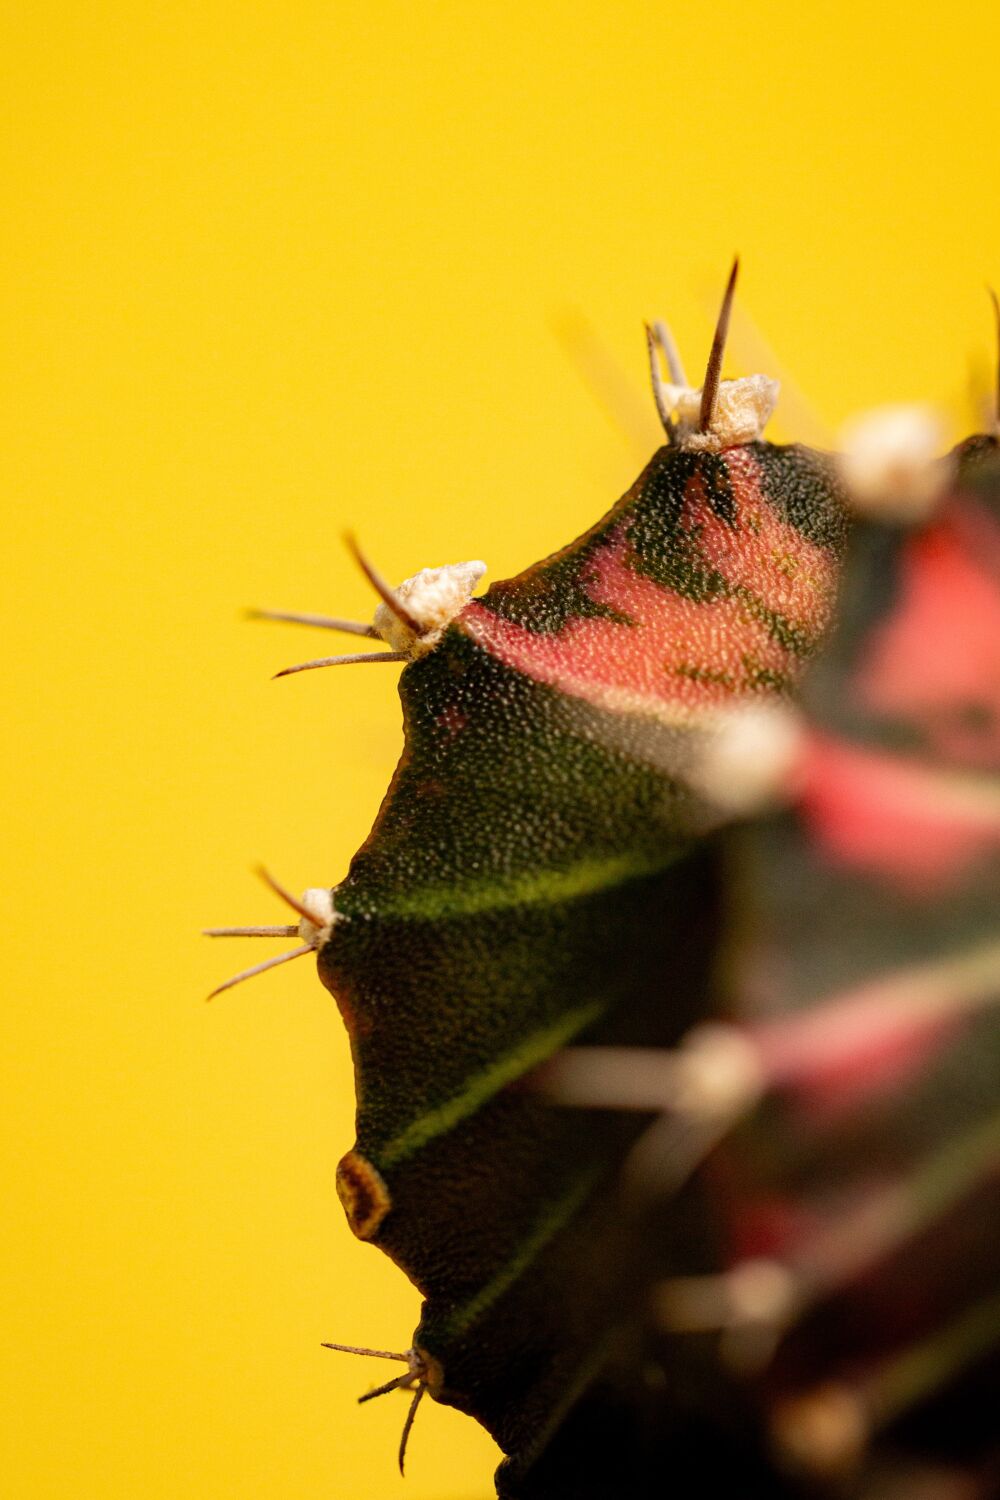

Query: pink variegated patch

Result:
[857,514,1000,769]
[797,732,1000,892]
[698,449,836,626]
[461,451,839,727]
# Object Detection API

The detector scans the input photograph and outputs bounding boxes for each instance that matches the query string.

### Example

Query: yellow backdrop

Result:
[3,3,998,1496]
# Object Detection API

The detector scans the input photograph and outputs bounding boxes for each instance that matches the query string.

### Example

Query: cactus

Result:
[708,422,1000,1496]
[500,414,1000,1497]
[209,268,999,1497]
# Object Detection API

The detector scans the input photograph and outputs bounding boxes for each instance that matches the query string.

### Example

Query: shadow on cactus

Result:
[207,264,1000,1498]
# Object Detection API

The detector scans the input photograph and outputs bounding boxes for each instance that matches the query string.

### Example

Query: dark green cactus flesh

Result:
[221,324,999,1497]
[319,437,850,1472]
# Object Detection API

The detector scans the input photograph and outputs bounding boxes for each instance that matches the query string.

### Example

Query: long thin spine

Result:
[247,607,379,637]
[645,321,678,442]
[205,944,312,1000]
[397,1384,425,1476]
[651,317,686,384]
[527,936,1000,1112]
[357,1371,418,1405]
[254,866,329,928]
[989,285,1000,432]
[273,650,407,678]
[343,532,423,635]
[203,925,299,938]
[699,256,739,432]
[320,1341,410,1362]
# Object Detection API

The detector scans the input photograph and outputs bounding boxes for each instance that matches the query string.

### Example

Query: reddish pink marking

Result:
[719,927,988,1127]
[460,458,837,719]
[949,492,1000,583]
[784,1024,955,1122]
[797,731,1000,890]
[462,555,789,717]
[858,513,1000,768]
[695,448,838,625]
[459,455,837,719]
[751,994,960,1123]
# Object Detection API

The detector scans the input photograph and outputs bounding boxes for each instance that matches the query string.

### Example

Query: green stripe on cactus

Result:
[433,1168,602,1341]
[354,846,684,925]
[379,1001,603,1168]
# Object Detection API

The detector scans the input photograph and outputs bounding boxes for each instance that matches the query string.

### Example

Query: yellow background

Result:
[3,3,998,1496]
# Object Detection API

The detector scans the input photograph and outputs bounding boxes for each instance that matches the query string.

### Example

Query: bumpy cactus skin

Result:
[216,289,999,1496]
[321,437,846,1466]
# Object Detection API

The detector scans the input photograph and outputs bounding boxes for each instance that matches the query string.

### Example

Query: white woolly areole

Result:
[373,560,487,656]
[690,702,804,816]
[674,1023,766,1120]
[297,886,336,947]
[838,404,952,521]
[661,374,780,451]
[726,1258,799,1328]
